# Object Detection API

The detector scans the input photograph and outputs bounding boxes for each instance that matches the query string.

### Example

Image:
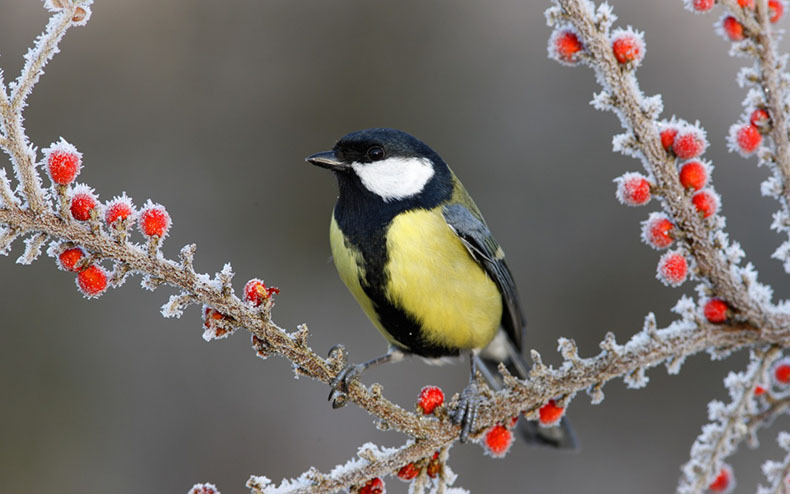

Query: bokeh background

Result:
[0,1,788,492]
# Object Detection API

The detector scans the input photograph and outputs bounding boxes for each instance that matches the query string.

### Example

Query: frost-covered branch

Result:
[678,348,781,493]
[0,1,88,214]
[1,1,790,492]
[549,0,779,328]
[758,432,790,493]
[546,0,790,492]
[247,310,789,493]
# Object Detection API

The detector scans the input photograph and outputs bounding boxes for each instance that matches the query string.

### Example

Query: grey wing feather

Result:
[442,204,526,351]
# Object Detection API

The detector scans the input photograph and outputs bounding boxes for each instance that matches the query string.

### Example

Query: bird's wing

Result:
[441,203,526,351]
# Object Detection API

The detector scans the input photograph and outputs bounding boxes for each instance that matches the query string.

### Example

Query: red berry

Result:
[615,172,652,206]
[70,189,97,221]
[770,0,784,22]
[704,298,729,323]
[359,477,384,494]
[552,29,584,64]
[723,16,745,41]
[77,264,108,297]
[642,213,675,249]
[417,385,444,415]
[187,484,220,494]
[657,251,688,287]
[105,197,134,226]
[44,139,82,185]
[754,385,767,396]
[244,279,278,306]
[692,189,720,218]
[139,202,171,238]
[678,161,709,191]
[738,0,755,9]
[203,307,231,339]
[484,424,514,458]
[611,29,644,65]
[733,123,762,155]
[750,108,771,132]
[188,484,220,494]
[426,452,441,478]
[708,464,734,493]
[58,247,85,272]
[692,0,715,12]
[397,463,420,481]
[673,128,707,160]
[773,358,790,385]
[539,400,565,426]
[660,127,678,154]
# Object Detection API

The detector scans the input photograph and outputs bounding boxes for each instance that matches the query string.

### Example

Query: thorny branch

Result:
[0,1,789,493]
[679,347,781,492]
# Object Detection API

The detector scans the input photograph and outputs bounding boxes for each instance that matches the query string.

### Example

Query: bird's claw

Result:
[452,381,481,443]
[328,362,363,408]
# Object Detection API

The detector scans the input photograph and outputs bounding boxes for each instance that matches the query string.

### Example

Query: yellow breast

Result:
[384,208,502,350]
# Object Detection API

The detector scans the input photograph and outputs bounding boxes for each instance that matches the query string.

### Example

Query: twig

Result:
[678,347,781,493]
[757,431,790,493]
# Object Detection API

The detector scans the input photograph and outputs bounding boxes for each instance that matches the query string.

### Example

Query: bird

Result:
[306,128,574,446]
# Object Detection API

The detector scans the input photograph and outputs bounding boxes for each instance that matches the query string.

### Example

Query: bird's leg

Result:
[452,351,486,442]
[328,347,405,408]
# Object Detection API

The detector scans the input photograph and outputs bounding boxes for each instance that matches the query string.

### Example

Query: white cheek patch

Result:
[352,157,435,202]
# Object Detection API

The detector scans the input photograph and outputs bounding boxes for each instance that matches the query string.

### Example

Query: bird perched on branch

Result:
[307,128,574,446]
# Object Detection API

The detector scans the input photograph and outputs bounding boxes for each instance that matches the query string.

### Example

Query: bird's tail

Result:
[479,332,578,450]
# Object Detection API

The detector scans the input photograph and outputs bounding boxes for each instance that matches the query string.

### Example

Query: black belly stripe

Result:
[332,168,458,357]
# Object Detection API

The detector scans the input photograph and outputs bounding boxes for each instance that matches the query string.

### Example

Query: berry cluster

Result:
[358,477,384,494]
[396,450,442,484]
[43,140,173,298]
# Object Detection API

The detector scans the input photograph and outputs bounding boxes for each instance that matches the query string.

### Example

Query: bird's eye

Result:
[366,146,385,162]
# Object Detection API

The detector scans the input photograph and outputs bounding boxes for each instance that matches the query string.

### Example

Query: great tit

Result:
[307,128,574,446]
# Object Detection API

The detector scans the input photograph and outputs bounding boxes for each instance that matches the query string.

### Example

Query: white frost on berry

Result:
[187,483,220,494]
[547,24,585,66]
[609,26,646,67]
[614,171,651,206]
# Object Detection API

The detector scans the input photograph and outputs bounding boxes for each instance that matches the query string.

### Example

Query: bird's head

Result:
[306,128,449,203]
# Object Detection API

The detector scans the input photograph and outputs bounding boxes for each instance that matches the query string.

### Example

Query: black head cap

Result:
[332,128,443,165]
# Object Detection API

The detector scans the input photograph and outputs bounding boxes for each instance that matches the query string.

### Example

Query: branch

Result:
[758,431,790,493]
[678,347,781,493]
[551,0,775,328]
[1,2,90,214]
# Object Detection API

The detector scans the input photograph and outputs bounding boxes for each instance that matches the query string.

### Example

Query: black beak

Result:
[305,150,350,172]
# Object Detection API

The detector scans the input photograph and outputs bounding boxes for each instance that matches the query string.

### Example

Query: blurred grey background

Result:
[0,1,788,492]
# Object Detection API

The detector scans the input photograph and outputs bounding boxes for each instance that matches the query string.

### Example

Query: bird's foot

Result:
[451,380,481,443]
[328,362,365,409]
